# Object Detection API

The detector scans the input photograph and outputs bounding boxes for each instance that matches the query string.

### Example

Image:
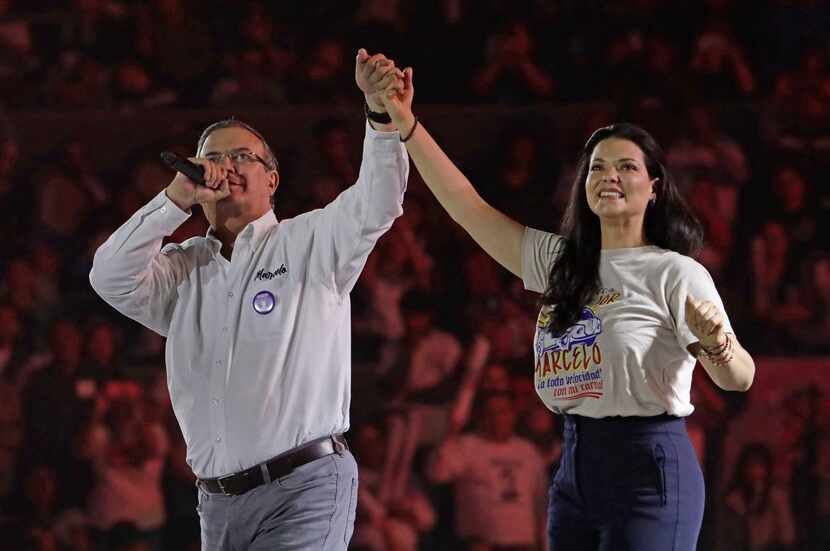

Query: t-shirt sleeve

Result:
[521,227,563,294]
[667,257,734,350]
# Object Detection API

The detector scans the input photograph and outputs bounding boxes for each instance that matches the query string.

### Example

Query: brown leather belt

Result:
[199,434,348,496]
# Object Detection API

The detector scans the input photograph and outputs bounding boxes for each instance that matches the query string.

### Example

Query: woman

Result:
[717,443,795,551]
[376,65,755,550]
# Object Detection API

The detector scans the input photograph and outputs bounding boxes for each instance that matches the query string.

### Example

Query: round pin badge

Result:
[252,290,276,314]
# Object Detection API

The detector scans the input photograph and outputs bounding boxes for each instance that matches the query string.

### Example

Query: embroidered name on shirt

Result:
[255,264,287,281]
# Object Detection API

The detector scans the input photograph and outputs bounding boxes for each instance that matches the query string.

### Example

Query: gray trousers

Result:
[197,450,359,550]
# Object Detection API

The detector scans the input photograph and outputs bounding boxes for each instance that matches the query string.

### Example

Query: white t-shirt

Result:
[521,227,732,418]
[86,423,169,530]
[428,434,545,546]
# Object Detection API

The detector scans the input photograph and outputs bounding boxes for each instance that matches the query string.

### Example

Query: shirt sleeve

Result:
[667,256,734,350]
[521,227,563,294]
[309,122,409,294]
[89,190,192,337]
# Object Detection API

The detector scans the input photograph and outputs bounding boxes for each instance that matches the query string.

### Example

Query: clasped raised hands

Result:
[355,48,405,113]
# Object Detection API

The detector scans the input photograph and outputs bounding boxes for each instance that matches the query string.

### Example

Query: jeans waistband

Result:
[563,413,686,438]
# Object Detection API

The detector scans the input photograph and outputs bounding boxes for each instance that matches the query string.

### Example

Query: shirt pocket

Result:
[241,283,287,341]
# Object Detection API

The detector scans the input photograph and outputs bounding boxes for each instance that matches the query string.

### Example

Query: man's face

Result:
[50,321,83,368]
[199,126,278,222]
[483,395,517,441]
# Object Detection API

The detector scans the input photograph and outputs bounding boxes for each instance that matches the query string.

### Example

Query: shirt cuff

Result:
[365,120,401,139]
[144,190,191,233]
[364,121,408,162]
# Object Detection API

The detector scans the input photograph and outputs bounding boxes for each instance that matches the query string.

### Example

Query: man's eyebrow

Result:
[204,147,256,155]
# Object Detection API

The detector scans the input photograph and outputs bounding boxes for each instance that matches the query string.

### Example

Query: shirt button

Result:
[215,360,222,366]
[227,291,234,298]
[160,206,167,214]
[215,436,222,443]
[212,398,220,405]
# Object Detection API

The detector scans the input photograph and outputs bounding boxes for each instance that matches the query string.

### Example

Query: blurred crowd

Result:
[1,0,830,550]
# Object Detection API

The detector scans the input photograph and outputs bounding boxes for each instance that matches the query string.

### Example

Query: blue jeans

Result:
[548,415,705,551]
[197,450,358,550]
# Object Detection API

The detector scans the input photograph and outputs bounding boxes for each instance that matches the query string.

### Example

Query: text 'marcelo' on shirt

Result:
[521,227,733,418]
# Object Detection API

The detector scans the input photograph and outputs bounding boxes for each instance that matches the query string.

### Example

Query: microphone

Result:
[160,151,205,185]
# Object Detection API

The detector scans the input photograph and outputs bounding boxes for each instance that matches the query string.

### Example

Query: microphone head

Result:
[160,151,177,166]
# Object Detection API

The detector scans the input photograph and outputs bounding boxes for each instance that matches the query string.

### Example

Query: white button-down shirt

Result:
[90,124,408,478]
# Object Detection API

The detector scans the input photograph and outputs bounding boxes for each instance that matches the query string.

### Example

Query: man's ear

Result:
[270,170,280,194]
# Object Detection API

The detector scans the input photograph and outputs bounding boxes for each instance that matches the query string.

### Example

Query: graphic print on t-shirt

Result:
[534,288,620,401]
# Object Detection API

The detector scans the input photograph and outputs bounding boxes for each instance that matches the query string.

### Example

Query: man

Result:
[350,420,436,551]
[89,50,408,550]
[428,392,548,551]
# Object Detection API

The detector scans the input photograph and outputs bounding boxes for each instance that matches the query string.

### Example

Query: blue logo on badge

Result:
[252,290,276,314]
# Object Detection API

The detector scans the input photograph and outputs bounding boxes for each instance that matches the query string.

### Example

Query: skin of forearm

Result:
[383,82,526,274]
[698,338,755,391]
[397,119,524,268]
[732,57,756,94]
[518,59,554,97]
[393,114,479,222]
[472,59,506,94]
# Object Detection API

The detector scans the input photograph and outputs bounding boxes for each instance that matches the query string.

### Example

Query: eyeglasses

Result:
[204,149,274,169]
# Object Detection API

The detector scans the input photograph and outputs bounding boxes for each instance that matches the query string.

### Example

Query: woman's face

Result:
[585,138,657,222]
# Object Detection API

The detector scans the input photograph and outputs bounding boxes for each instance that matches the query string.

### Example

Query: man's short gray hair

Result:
[196,118,279,171]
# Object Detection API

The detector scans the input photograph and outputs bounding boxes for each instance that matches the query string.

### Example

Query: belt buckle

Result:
[216,474,235,495]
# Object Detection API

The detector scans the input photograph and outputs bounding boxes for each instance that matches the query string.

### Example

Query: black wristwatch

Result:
[364,100,392,124]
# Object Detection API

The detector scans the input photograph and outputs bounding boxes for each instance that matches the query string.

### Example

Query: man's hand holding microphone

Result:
[163,154,239,213]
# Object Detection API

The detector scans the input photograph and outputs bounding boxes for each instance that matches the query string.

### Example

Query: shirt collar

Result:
[205,209,279,253]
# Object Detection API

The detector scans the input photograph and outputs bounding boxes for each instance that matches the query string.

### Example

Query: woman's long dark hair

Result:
[541,123,703,334]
